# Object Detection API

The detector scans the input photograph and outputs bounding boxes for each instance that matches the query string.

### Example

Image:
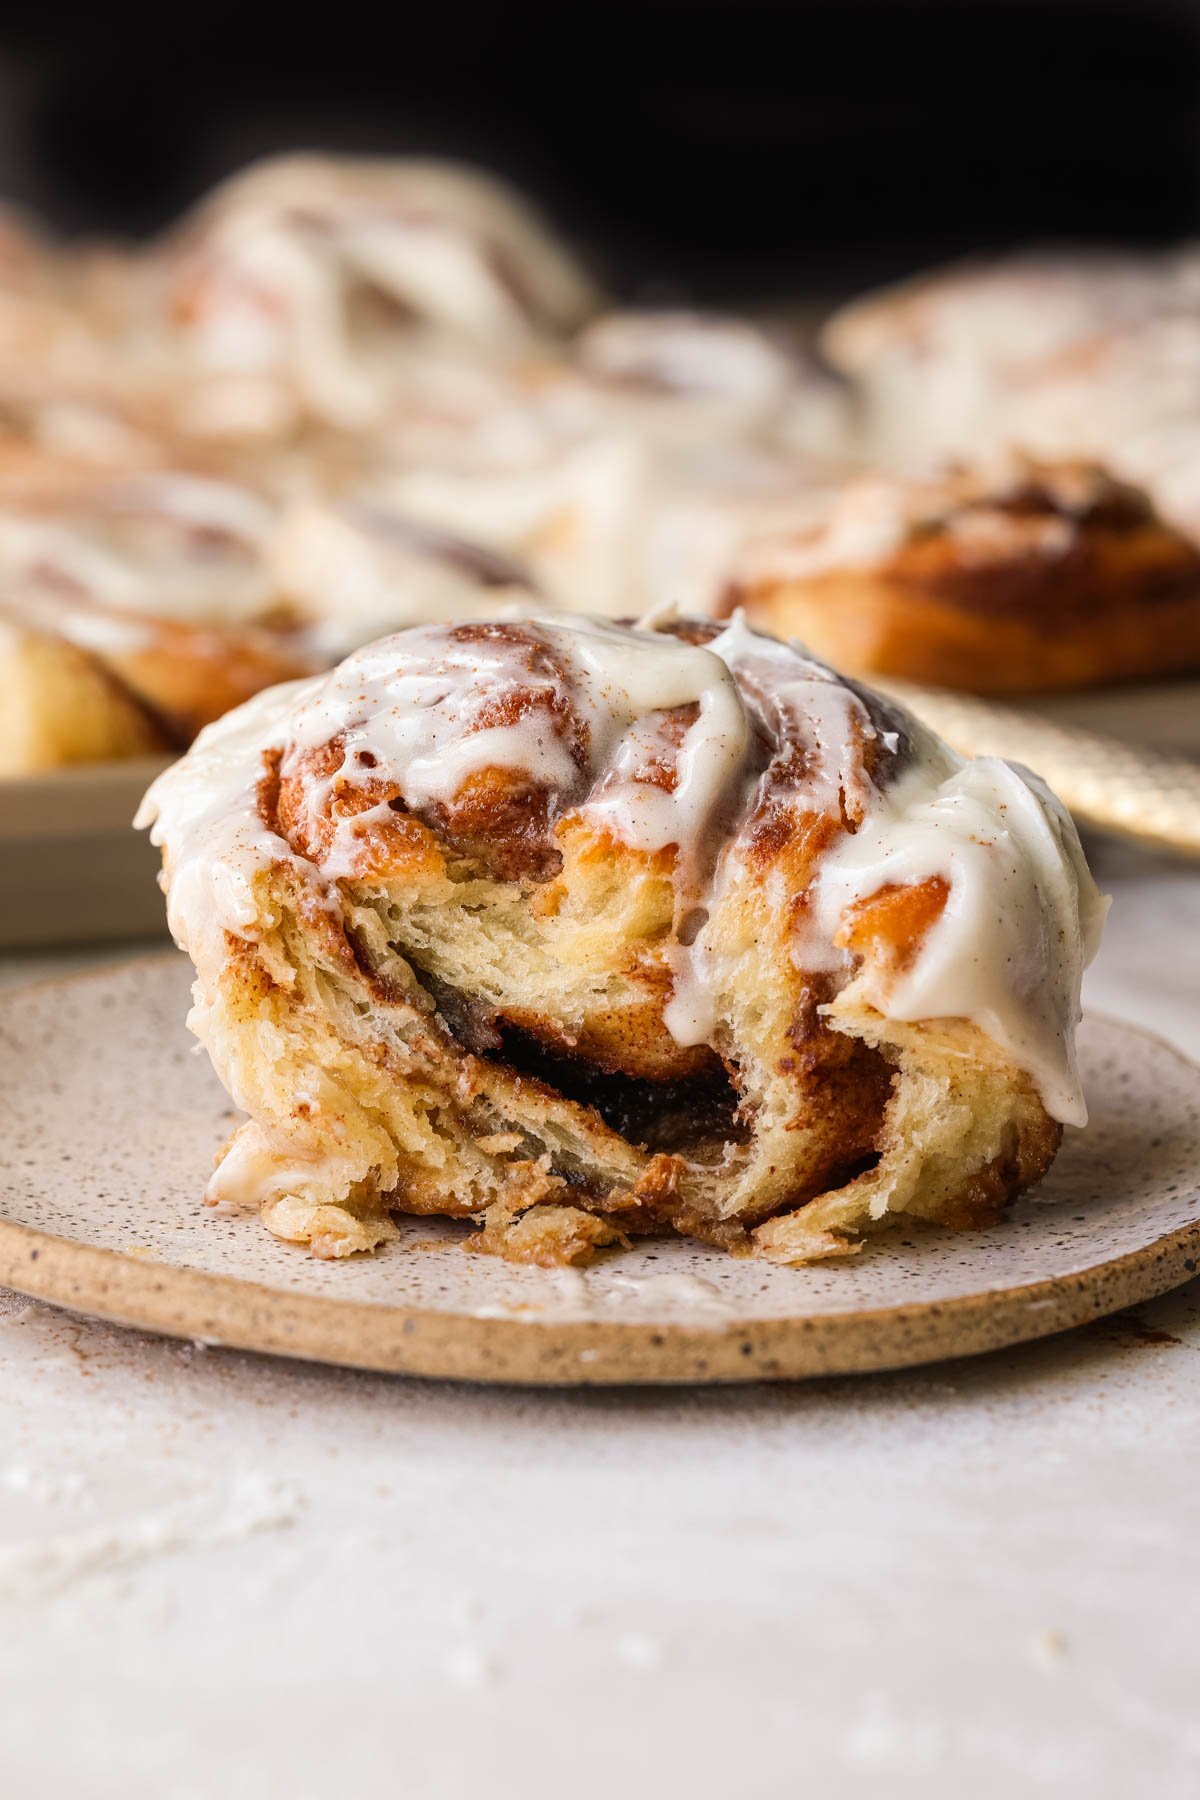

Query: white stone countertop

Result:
[1,836,1199,1800]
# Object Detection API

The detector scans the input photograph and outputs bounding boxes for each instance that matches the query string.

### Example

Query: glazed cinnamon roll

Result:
[729,457,1200,693]
[0,206,120,397]
[0,470,313,771]
[0,385,170,495]
[138,613,1104,1267]
[571,310,853,453]
[268,497,541,660]
[819,248,1200,465]
[149,154,599,435]
[0,617,166,772]
[822,249,1195,377]
[363,311,852,618]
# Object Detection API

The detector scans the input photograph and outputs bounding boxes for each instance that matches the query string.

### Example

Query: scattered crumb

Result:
[1029,1628,1068,1670]
[472,1200,627,1269]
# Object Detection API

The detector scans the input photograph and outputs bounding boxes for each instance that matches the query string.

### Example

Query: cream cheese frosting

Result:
[0,473,277,635]
[808,734,1105,1124]
[138,613,1105,1125]
[157,156,599,431]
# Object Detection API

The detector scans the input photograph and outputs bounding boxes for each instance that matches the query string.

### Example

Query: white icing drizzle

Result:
[138,614,1104,1125]
[136,675,325,973]
[162,156,597,429]
[576,311,798,420]
[809,736,1107,1126]
[733,455,1113,587]
[820,248,1200,501]
[531,616,753,852]
[0,473,276,636]
[281,616,765,879]
[366,310,852,622]
[96,472,277,544]
[267,499,538,659]
[658,612,880,1046]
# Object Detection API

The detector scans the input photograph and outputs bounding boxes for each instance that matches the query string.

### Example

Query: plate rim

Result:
[0,954,1198,1386]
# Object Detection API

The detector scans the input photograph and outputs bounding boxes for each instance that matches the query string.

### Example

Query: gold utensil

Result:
[877,681,1200,859]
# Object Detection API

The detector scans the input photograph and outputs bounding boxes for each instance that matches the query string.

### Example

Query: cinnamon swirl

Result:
[819,248,1200,553]
[151,155,599,435]
[0,471,313,771]
[819,248,1200,466]
[138,613,1104,1266]
[729,457,1200,692]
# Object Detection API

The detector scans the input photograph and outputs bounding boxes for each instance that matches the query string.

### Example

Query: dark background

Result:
[1,0,1198,303]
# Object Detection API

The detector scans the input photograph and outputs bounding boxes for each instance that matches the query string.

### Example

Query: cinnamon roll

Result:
[0,470,314,770]
[138,613,1104,1267]
[729,457,1200,693]
[149,155,599,435]
[819,248,1200,553]
[268,497,541,660]
[0,617,166,773]
[819,248,1200,465]
[823,249,1196,377]
[0,207,120,397]
[0,386,168,495]
[361,311,852,618]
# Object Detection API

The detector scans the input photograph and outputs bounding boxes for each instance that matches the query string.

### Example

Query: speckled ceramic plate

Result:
[0,955,1198,1385]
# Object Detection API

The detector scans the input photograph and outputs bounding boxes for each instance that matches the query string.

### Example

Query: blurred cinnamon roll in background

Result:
[0,205,120,398]
[0,154,605,770]
[141,155,602,438]
[820,249,1200,451]
[356,311,852,618]
[729,457,1200,693]
[138,612,1104,1266]
[5,148,1200,780]
[0,470,312,771]
[821,247,1200,556]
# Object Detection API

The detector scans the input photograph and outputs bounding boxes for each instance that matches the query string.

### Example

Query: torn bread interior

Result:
[138,612,1106,1266]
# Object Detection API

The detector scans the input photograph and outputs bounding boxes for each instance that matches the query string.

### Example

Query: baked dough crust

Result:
[731,459,1200,693]
[143,618,1082,1267]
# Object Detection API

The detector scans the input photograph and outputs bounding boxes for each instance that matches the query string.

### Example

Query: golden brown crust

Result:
[176,618,1066,1268]
[98,617,315,745]
[0,619,169,772]
[0,459,320,767]
[732,460,1200,693]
